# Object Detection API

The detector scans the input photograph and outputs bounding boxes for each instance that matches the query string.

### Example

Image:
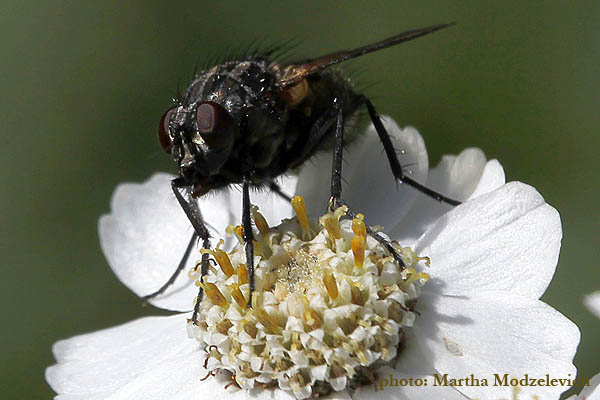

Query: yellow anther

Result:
[291,332,302,351]
[320,212,341,242]
[227,283,247,308]
[200,239,235,277]
[356,349,367,364]
[237,263,249,285]
[402,267,417,280]
[216,319,233,335]
[236,225,244,240]
[291,195,313,239]
[351,214,367,268]
[323,271,339,300]
[201,282,228,308]
[351,235,366,269]
[299,295,321,330]
[350,283,365,306]
[401,267,422,287]
[395,245,431,267]
[352,214,367,238]
[242,321,258,338]
[226,224,244,244]
[254,309,281,334]
[304,309,322,330]
[251,205,271,236]
[418,272,430,282]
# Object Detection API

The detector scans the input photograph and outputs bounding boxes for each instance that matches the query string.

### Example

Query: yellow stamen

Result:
[291,332,302,351]
[352,213,367,238]
[226,224,244,244]
[299,295,322,330]
[320,213,341,241]
[351,214,367,268]
[242,321,258,338]
[291,195,313,239]
[323,271,339,300]
[351,235,365,269]
[228,284,247,308]
[236,225,245,240]
[200,239,235,277]
[320,204,348,245]
[395,245,431,267]
[254,309,281,334]
[400,267,422,288]
[202,282,228,308]
[237,263,249,285]
[251,205,270,236]
[350,282,365,306]
[304,309,322,330]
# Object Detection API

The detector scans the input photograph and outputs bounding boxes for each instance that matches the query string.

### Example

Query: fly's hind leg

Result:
[361,96,461,206]
[142,178,212,324]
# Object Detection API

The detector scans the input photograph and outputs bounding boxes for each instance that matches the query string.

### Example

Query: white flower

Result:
[584,291,600,319]
[46,118,579,400]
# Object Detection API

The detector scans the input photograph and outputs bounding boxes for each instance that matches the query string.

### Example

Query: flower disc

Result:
[187,201,428,399]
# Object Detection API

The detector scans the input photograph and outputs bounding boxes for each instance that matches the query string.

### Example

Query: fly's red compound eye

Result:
[158,108,176,153]
[196,102,231,148]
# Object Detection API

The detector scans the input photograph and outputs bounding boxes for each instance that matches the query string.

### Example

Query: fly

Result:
[146,23,460,323]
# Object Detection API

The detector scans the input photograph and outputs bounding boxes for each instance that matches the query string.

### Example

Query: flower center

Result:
[187,196,430,399]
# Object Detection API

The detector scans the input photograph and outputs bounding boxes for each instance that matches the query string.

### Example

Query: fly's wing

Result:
[279,23,455,87]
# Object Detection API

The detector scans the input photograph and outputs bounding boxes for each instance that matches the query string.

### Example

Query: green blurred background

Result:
[1,1,598,398]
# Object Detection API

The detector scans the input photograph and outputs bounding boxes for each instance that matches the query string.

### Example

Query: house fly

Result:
[147,23,460,322]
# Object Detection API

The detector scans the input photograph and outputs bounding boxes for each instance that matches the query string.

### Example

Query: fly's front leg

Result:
[328,97,406,268]
[242,178,255,308]
[141,232,198,302]
[170,178,212,323]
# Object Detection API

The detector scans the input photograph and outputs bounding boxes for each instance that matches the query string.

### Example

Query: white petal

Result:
[353,367,467,400]
[98,173,295,311]
[47,314,307,400]
[469,159,505,199]
[296,117,428,229]
[415,182,561,298]
[412,290,579,400]
[391,149,504,242]
[584,291,600,319]
[321,390,351,400]
[393,331,437,376]
[99,174,210,310]
[424,148,488,200]
[46,314,199,398]
[566,372,600,400]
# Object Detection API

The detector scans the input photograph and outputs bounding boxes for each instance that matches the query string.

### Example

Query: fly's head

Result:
[158,99,236,192]
[158,57,287,193]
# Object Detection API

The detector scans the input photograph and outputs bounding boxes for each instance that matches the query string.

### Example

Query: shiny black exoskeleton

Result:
[159,56,361,196]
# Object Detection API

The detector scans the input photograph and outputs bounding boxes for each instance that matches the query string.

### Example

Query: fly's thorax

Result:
[185,57,286,124]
